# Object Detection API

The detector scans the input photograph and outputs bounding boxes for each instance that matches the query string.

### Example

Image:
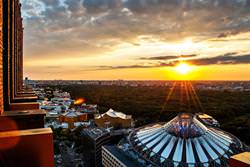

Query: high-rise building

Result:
[0,0,46,131]
[0,1,54,166]
[81,128,111,167]
[2,0,39,112]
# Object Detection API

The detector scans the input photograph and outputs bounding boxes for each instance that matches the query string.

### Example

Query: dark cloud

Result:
[217,30,240,38]
[97,65,158,70]
[95,52,250,70]
[41,0,60,7]
[140,54,197,60]
[187,53,250,65]
[96,62,176,70]
[83,0,122,13]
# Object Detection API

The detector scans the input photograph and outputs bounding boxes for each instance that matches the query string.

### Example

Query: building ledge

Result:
[0,127,52,138]
[0,110,46,131]
[0,128,54,167]
[12,95,38,103]
[16,92,37,96]
[1,109,46,117]
[229,152,250,167]
[9,102,39,111]
[17,88,37,94]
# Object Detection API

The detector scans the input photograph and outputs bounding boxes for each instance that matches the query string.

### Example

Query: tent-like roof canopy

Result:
[128,113,245,167]
[101,109,131,119]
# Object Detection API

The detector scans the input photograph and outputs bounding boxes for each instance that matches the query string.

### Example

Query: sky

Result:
[21,0,250,80]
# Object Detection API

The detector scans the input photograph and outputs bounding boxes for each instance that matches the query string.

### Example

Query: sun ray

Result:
[158,82,177,120]
[189,82,204,112]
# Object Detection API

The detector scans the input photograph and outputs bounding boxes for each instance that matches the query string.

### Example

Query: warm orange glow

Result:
[74,98,85,105]
[175,63,192,75]
[0,117,20,150]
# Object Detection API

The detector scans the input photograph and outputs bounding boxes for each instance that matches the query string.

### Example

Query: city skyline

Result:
[21,0,250,80]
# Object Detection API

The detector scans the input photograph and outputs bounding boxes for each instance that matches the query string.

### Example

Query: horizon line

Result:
[24,79,250,82]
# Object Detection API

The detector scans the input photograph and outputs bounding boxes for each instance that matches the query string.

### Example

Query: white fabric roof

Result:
[102,109,131,119]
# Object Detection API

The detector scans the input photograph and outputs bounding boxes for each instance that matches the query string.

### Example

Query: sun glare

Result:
[175,63,192,75]
[182,39,194,49]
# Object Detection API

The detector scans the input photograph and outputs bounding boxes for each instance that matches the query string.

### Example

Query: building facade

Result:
[0,0,46,131]
[102,145,141,167]
[0,1,54,166]
[0,0,3,114]
[2,0,39,112]
[81,128,111,167]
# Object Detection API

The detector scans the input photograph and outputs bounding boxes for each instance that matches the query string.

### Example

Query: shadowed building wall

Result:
[0,0,45,130]
[0,1,54,166]
[0,0,3,114]
[2,0,39,112]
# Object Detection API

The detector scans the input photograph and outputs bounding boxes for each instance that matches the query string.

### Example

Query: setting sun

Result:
[175,63,192,75]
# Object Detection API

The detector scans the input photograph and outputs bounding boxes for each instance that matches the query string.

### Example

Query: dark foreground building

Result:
[102,145,142,167]
[104,113,249,167]
[0,0,54,167]
[81,128,111,167]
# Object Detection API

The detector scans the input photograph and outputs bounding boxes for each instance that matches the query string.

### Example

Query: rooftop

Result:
[103,145,141,167]
[230,152,250,165]
[127,113,246,167]
[81,127,109,140]
[97,108,132,119]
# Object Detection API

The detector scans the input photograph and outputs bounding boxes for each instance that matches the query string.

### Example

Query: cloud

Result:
[21,0,250,61]
[217,30,240,38]
[187,53,250,65]
[83,0,122,13]
[95,62,176,70]
[140,54,197,60]
[94,52,250,70]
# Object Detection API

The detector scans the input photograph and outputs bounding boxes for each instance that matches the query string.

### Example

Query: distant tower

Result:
[24,77,29,87]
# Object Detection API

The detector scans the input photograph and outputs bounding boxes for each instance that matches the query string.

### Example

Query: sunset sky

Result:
[21,0,250,80]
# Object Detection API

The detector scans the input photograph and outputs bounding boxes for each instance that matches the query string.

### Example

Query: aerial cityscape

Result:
[0,0,250,167]
[24,79,249,167]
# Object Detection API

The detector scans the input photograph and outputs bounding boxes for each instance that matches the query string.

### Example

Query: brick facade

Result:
[0,2,53,166]
[2,0,38,111]
[0,0,3,114]
[0,0,46,131]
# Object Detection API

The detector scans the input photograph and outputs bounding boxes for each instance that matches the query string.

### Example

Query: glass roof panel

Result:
[129,113,245,167]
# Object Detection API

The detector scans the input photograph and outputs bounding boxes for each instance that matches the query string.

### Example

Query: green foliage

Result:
[51,84,250,145]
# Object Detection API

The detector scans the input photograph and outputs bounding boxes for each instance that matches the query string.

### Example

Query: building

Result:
[1,0,40,112]
[0,0,54,166]
[76,103,98,119]
[95,109,133,129]
[102,145,141,167]
[196,113,220,127]
[59,110,88,129]
[115,113,248,167]
[53,90,71,98]
[0,0,45,129]
[229,152,250,167]
[81,128,111,167]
